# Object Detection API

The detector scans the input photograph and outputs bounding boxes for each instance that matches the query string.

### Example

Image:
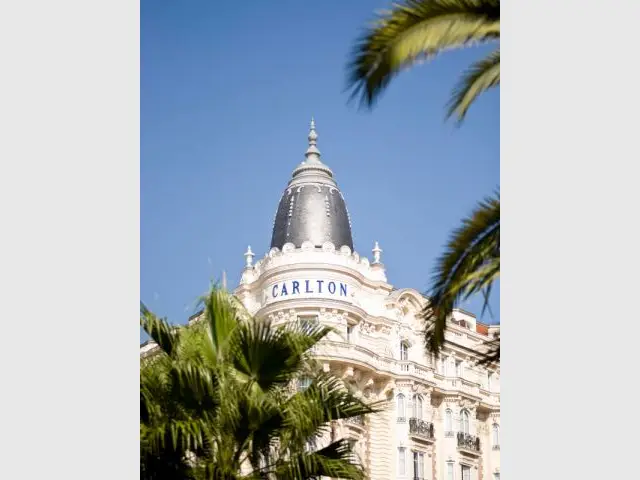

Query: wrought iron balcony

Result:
[409,418,435,440]
[345,415,365,426]
[457,432,481,453]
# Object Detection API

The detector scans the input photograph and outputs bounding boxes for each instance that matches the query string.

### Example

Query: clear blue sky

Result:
[141,0,500,333]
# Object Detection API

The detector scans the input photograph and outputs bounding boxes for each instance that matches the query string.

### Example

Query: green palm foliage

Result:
[422,193,500,363]
[140,287,379,480]
[346,0,500,122]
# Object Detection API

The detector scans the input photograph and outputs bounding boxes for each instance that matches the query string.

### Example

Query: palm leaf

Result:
[270,439,364,480]
[168,363,220,414]
[141,302,179,358]
[477,331,500,366]
[446,48,499,122]
[422,191,500,359]
[347,0,500,109]
[199,286,239,364]
[141,417,210,455]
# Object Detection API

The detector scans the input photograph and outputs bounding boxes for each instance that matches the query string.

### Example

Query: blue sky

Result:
[141,0,500,333]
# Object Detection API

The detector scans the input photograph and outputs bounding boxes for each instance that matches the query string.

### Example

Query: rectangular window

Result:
[398,447,406,476]
[447,462,454,480]
[298,315,319,330]
[347,325,353,342]
[455,360,462,377]
[461,465,471,480]
[413,451,425,479]
[487,372,493,391]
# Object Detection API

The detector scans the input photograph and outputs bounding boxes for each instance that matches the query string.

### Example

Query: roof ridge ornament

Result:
[305,117,321,163]
[291,117,333,180]
[372,241,382,264]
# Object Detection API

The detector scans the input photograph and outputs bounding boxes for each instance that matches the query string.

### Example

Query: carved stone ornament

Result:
[359,321,375,335]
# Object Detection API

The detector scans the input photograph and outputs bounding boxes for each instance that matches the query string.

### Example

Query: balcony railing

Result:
[444,431,454,438]
[397,416,407,423]
[492,445,500,451]
[409,418,435,440]
[345,415,365,426]
[457,432,481,452]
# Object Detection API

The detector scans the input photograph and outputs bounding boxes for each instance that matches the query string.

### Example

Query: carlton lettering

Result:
[270,280,348,298]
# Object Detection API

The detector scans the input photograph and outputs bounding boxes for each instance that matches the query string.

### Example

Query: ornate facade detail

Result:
[359,321,375,335]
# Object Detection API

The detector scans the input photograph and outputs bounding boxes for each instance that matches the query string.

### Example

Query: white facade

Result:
[233,239,500,480]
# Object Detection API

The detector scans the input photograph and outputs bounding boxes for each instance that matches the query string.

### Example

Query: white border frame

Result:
[2,1,639,479]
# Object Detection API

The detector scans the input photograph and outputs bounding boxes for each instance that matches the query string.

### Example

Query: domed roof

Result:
[270,119,354,251]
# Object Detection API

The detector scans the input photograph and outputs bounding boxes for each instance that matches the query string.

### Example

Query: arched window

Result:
[412,394,423,420]
[460,409,470,434]
[400,341,409,361]
[492,423,500,447]
[297,376,312,391]
[445,408,453,433]
[397,394,406,421]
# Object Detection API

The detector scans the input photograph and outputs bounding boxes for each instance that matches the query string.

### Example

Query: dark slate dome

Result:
[270,120,354,251]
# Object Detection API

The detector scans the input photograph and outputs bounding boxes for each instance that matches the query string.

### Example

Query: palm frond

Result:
[200,286,240,364]
[168,363,220,414]
[270,439,364,480]
[275,374,381,453]
[141,418,210,455]
[347,0,500,108]
[422,191,500,358]
[446,48,499,122]
[141,302,179,358]
[477,331,500,366]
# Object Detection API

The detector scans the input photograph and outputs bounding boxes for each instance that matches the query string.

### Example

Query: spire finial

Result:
[305,117,321,162]
[372,241,382,264]
[244,245,254,268]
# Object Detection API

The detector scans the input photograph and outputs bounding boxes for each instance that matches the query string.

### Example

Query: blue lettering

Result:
[272,285,278,298]
[328,282,336,294]
[292,281,300,294]
[281,284,288,296]
[340,283,347,296]
[316,280,324,293]
[305,280,312,293]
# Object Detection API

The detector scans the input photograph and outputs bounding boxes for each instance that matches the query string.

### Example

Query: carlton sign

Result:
[267,279,349,301]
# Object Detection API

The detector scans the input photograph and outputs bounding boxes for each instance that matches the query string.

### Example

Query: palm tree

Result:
[346,0,500,123]
[140,287,379,480]
[422,193,500,363]
[346,0,501,362]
